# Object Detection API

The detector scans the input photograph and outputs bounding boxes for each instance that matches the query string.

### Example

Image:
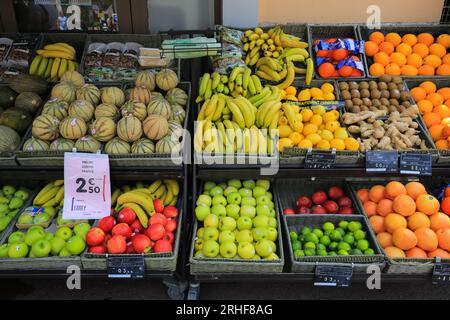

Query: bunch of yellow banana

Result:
[243,27,282,61]
[268,26,309,49]
[30,43,79,82]
[32,180,65,208]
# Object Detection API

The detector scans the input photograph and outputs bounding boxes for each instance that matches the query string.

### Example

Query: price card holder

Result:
[400,153,432,176]
[305,150,336,169]
[432,258,450,285]
[314,265,353,287]
[107,255,145,279]
[366,151,398,173]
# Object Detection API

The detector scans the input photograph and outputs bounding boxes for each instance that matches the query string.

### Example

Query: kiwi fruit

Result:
[379,75,392,83]
[390,89,401,100]
[392,76,403,84]
[388,105,398,113]
[362,98,373,107]
[400,91,409,102]
[351,89,361,99]
[341,90,351,100]
[359,81,369,90]
[388,82,398,91]
[369,81,378,90]
[390,99,399,106]
[378,82,388,91]
[372,99,381,107]
[339,82,349,91]
[398,105,406,112]
[371,90,381,99]
[380,105,389,112]
[381,90,390,99]
[402,101,411,108]
[345,100,354,108]
[369,107,378,112]
[361,106,369,111]
[380,98,390,106]
[352,98,363,106]
[360,89,370,98]
[349,82,359,90]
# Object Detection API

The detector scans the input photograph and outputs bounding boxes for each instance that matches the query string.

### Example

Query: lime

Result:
[305,233,319,244]
[324,230,332,236]
[328,251,337,256]
[353,230,366,241]
[351,249,363,255]
[298,235,306,242]
[320,235,331,246]
[312,228,324,238]
[343,234,355,245]
[317,243,326,251]
[348,221,363,232]
[294,250,305,258]
[357,239,370,251]
[364,249,375,255]
[329,242,339,251]
[317,250,328,256]
[292,241,302,251]
[304,242,316,250]
[305,248,316,256]
[290,231,298,242]
[301,227,312,236]
[336,228,346,236]
[338,221,349,230]
[323,222,335,232]
[338,242,351,252]
[330,230,342,242]
[338,250,349,256]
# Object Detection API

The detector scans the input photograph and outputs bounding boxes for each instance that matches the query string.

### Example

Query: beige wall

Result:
[259,0,445,24]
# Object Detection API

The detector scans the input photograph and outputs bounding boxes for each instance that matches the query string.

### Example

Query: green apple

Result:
[204,214,219,228]
[268,217,278,229]
[33,213,51,225]
[203,181,217,192]
[253,216,269,228]
[59,248,72,257]
[29,251,36,258]
[237,216,253,230]
[253,186,266,198]
[0,217,9,231]
[8,243,29,259]
[227,193,242,205]
[8,197,24,210]
[256,205,270,217]
[195,205,211,221]
[18,214,33,225]
[44,232,54,241]
[8,231,25,244]
[266,192,273,201]
[203,227,219,241]
[202,240,219,258]
[197,228,205,239]
[241,197,256,207]
[211,205,226,218]
[268,201,275,209]
[55,227,73,241]
[252,254,261,260]
[218,183,227,190]
[267,227,278,242]
[3,185,16,196]
[255,239,274,258]
[228,179,242,189]
[31,240,52,258]
[243,180,256,190]
[74,223,91,238]
[194,239,203,252]
[265,253,280,260]
[14,190,29,201]
[24,228,45,246]
[269,209,276,218]
[43,207,57,218]
[238,242,256,259]
[256,180,271,191]
[194,251,204,258]
[209,186,224,197]
[57,215,74,226]
[239,188,253,198]
[28,226,44,233]
[219,230,235,243]
[226,204,240,219]
[50,236,66,256]
[236,230,253,243]
[0,244,9,258]
[219,217,237,231]
[0,196,8,204]
[66,236,86,255]
[240,206,256,219]
[197,195,212,207]
[223,186,238,197]
[253,227,269,241]
[0,204,9,215]
[212,196,227,207]
[256,195,271,206]
[220,241,237,258]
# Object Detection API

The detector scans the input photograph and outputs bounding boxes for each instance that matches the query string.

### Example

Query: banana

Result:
[243,128,251,154]
[280,34,309,49]
[280,47,310,59]
[132,188,153,197]
[117,192,155,216]
[54,180,64,187]
[234,98,254,128]
[54,186,64,203]
[256,70,275,82]
[247,76,257,96]
[245,54,251,66]
[204,79,213,100]
[306,58,314,86]
[122,203,149,228]
[235,74,243,86]
[194,120,205,152]
[221,75,229,83]
[51,58,61,80]
[58,58,68,78]
[250,126,259,154]
[249,52,260,66]
[276,62,295,90]
[164,180,180,197]
[34,186,60,206]
[37,58,49,77]
[169,198,178,206]
[231,122,243,153]
[258,128,268,156]
[294,66,307,75]
[243,68,251,90]
[263,102,283,128]
[67,60,76,72]
[256,57,282,71]
[216,83,224,93]
[254,27,264,35]
[205,94,219,120]
[197,99,210,121]
[249,86,271,104]
[111,188,121,206]
[269,111,282,133]
[249,46,260,58]
[44,59,54,79]
[33,182,55,205]
[148,180,163,194]
[259,65,281,82]
[199,73,210,98]
[230,67,245,83]
[203,120,213,144]
[227,100,246,129]
[52,43,76,56]
[257,100,278,127]
[162,186,174,206]
[43,44,75,56]
[283,103,299,131]
[211,72,221,90]
[212,95,225,122]
[37,50,74,60]
[285,54,306,63]
[249,34,260,41]
[278,67,288,80]
[243,43,250,52]
[228,82,235,92]
[214,126,225,154]
[29,56,42,75]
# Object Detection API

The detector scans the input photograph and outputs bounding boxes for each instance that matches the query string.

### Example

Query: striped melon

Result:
[101,87,125,107]
[147,97,172,120]
[135,71,156,91]
[120,100,147,121]
[131,138,155,155]
[104,138,130,155]
[0,125,20,152]
[90,117,117,142]
[69,100,95,122]
[117,116,143,143]
[22,137,50,152]
[167,120,183,140]
[124,88,132,101]
[32,114,60,141]
[129,87,151,105]
[143,115,169,141]
[170,105,186,124]
[156,136,181,154]
[50,138,75,152]
[61,71,85,88]
[60,117,87,140]
[76,84,101,106]
[42,99,69,121]
[51,83,77,103]
[166,88,188,107]
[95,103,119,121]
[75,136,102,153]
[156,69,179,91]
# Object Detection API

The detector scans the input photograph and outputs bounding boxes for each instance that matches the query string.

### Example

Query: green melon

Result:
[166,88,188,107]
[75,136,102,153]
[143,115,169,141]
[90,117,117,142]
[50,138,76,152]
[156,136,181,154]
[14,92,42,115]
[170,105,186,125]
[76,84,101,106]
[0,87,18,109]
[0,108,33,133]
[69,100,95,122]
[42,99,69,121]
[117,116,143,143]
[95,103,119,121]
[0,125,21,152]
[8,74,48,95]
[32,114,60,141]
[101,87,125,107]
[104,138,131,155]
[135,71,156,91]
[51,83,77,103]
[120,100,147,121]
[131,138,155,155]
[59,117,87,140]
[147,96,172,120]
[22,137,50,152]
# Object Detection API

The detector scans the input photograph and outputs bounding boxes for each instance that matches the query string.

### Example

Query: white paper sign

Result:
[63,153,111,220]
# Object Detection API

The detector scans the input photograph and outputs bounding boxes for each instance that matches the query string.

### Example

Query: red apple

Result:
[149,213,167,226]
[130,220,145,234]
[338,197,353,208]
[296,196,312,208]
[126,241,135,254]
[154,239,173,253]
[296,206,311,214]
[107,235,127,254]
[284,208,295,215]
[89,246,107,254]
[103,234,112,246]
[99,216,116,233]
[339,207,354,215]
[165,219,177,233]
[164,206,178,219]
[312,205,327,214]
[163,232,175,244]
[146,224,166,241]
[112,223,132,239]
[323,200,339,214]
[153,199,164,213]
[86,227,106,247]
[328,186,345,200]
[132,234,153,254]
[312,191,328,205]
[118,208,136,225]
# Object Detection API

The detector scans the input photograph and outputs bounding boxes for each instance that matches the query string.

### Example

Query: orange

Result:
[374,52,390,67]
[385,63,401,76]
[408,212,431,231]
[443,53,450,65]
[420,81,437,94]
[410,87,427,102]
[443,126,450,139]
[385,33,402,47]
[390,52,407,66]
[385,213,407,233]
[428,93,444,107]
[424,55,442,69]
[393,228,418,251]
[428,248,450,259]
[429,43,447,58]
[369,31,385,45]
[446,99,450,107]
[423,113,442,128]
[338,65,353,77]
[435,105,450,119]
[443,197,450,213]
[318,62,335,78]
[377,232,393,249]
[385,246,406,259]
[376,199,394,217]
[429,124,445,141]
[393,194,416,217]
[418,65,435,76]
[438,87,450,100]
[417,33,435,47]
[415,227,438,251]
[436,139,449,149]
[396,43,412,57]
[363,201,378,217]
[333,48,349,61]
[402,34,418,46]
[430,212,450,232]
[416,194,440,216]
[379,41,395,55]
[369,63,385,76]
[369,185,385,203]
[365,41,379,57]
[417,100,433,114]
[406,53,423,68]
[412,43,430,58]
[405,181,427,200]
[437,34,450,49]
[385,181,407,200]
[370,215,385,234]
[437,64,450,76]
[436,229,450,251]
[401,65,418,76]
[406,247,428,258]
[357,189,370,203]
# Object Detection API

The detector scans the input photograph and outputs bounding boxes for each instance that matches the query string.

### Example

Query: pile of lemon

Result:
[281,83,337,102]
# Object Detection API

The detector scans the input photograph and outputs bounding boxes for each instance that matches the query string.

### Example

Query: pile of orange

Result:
[358,181,450,259]
[410,81,450,149]
[365,32,450,76]
[442,186,450,216]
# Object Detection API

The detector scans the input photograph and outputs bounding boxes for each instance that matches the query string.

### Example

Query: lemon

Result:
[298,89,311,101]
[345,138,360,151]
[303,123,318,136]
[280,90,287,99]
[313,105,326,116]
[285,86,297,96]
[317,140,331,150]
[323,92,336,101]
[289,132,302,145]
[278,125,293,138]
[296,122,304,134]
[298,139,313,149]
[314,95,325,100]
[323,111,338,123]
[320,130,334,141]
[278,116,289,126]
[301,109,313,122]
[306,133,322,145]
[286,95,298,101]
[330,139,346,151]
[291,105,300,114]
[295,113,303,123]
[278,138,294,152]
[334,127,349,140]
[310,88,323,98]
[310,115,323,127]
[321,83,335,94]
[325,120,340,132]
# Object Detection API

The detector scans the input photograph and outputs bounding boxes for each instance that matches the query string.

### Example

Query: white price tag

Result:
[63,153,111,220]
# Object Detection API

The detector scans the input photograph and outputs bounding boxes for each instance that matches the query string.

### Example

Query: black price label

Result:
[305,150,336,169]
[107,255,145,279]
[432,260,450,285]
[400,153,432,176]
[366,151,398,173]
[314,265,353,287]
